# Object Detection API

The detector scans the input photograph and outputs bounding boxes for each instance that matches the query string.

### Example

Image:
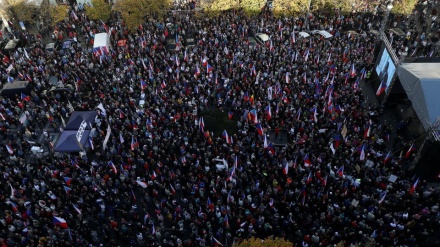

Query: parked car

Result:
[254,33,270,45]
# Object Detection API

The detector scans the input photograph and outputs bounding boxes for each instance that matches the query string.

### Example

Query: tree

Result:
[272,0,310,16]
[392,0,418,15]
[49,4,69,25]
[113,0,172,31]
[200,0,239,16]
[234,237,293,247]
[240,0,266,17]
[85,0,112,22]
[3,0,39,25]
[311,0,352,14]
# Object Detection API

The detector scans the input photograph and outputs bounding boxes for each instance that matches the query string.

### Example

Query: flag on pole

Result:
[359,145,366,161]
[5,145,13,155]
[383,151,392,164]
[63,177,72,186]
[199,117,205,132]
[306,171,313,184]
[64,185,72,194]
[409,178,419,194]
[108,161,118,173]
[350,64,356,78]
[53,216,68,229]
[265,105,272,121]
[304,154,311,167]
[378,192,387,204]
[337,166,344,177]
[282,162,289,175]
[376,81,387,96]
[405,143,416,158]
[72,204,82,214]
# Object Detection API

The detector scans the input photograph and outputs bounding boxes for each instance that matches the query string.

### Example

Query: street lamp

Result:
[304,0,312,30]
[379,1,393,36]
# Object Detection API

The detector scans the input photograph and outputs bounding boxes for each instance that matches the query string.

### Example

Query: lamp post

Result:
[379,1,393,37]
[304,0,312,31]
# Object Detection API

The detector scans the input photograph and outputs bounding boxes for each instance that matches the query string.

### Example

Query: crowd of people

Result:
[1,1,440,246]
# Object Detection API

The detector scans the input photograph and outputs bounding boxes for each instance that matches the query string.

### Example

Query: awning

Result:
[397,63,440,131]
[65,111,97,130]
[389,28,405,36]
[54,130,91,152]
[298,32,310,38]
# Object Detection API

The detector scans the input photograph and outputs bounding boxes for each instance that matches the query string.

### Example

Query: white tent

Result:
[397,63,440,131]
[311,30,333,39]
[93,33,110,55]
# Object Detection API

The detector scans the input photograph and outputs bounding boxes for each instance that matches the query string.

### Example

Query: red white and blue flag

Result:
[409,178,419,194]
[304,154,311,167]
[63,177,72,186]
[405,143,416,158]
[108,161,118,174]
[53,216,68,229]
[207,64,214,73]
[5,145,13,155]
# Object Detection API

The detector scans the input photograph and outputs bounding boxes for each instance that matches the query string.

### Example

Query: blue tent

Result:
[64,111,97,130]
[54,130,91,153]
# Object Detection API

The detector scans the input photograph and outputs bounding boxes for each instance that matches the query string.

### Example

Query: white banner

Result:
[102,124,111,151]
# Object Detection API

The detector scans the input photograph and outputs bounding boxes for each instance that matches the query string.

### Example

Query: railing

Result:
[380,30,400,65]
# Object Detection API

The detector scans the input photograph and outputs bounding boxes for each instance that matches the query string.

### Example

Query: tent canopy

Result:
[65,111,97,130]
[397,63,440,131]
[54,130,90,152]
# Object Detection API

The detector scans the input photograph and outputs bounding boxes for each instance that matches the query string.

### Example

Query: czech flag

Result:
[222,130,231,144]
[206,64,214,73]
[21,93,31,101]
[64,185,72,194]
[267,142,275,155]
[337,166,344,177]
[108,161,118,174]
[282,162,289,175]
[131,137,139,150]
[255,123,264,136]
[383,151,392,164]
[5,145,13,155]
[304,154,311,167]
[63,177,72,186]
[350,64,356,78]
[140,79,147,90]
[11,202,19,212]
[53,216,68,229]
[405,143,416,158]
[409,178,419,194]
[265,105,271,121]
[306,171,313,184]
[376,81,387,96]
[228,111,234,120]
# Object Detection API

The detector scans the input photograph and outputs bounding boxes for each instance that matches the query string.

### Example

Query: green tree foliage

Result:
[113,0,172,31]
[240,0,266,17]
[272,0,310,16]
[85,0,112,21]
[234,237,293,247]
[49,4,69,25]
[3,0,39,24]
[312,0,352,14]
[392,0,418,15]
[200,0,239,16]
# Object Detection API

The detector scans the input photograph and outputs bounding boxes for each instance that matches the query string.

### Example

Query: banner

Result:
[102,124,111,151]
